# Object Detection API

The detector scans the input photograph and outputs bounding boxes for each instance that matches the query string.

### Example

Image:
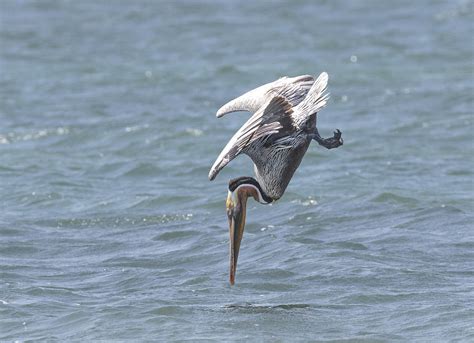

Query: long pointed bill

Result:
[226,191,248,285]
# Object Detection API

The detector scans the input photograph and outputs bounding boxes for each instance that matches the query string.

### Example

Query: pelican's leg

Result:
[311,128,343,149]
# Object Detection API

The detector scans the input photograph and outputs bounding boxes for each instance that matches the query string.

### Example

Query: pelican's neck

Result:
[228,176,273,204]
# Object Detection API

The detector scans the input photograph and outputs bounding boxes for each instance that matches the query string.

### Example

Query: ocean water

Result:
[1,0,473,341]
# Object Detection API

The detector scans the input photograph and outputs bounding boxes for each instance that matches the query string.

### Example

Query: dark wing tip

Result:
[208,169,217,181]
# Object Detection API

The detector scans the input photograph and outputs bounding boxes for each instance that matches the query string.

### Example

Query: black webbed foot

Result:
[312,128,343,149]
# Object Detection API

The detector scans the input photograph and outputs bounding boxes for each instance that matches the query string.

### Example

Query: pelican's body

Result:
[246,110,315,200]
[209,72,343,284]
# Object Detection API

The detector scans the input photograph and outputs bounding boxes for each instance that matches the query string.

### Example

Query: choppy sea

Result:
[1,0,473,341]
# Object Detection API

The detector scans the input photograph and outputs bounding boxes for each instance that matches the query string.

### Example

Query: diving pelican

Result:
[209,72,343,285]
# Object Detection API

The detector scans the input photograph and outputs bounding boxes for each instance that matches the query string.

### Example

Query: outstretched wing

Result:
[209,96,294,180]
[216,75,314,118]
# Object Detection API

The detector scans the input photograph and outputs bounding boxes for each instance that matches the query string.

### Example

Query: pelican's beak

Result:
[226,190,248,285]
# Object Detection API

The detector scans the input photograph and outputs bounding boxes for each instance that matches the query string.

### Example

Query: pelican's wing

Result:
[209,96,293,180]
[216,75,314,118]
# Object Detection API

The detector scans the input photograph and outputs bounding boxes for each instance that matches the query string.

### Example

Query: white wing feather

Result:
[216,75,314,118]
[209,96,293,180]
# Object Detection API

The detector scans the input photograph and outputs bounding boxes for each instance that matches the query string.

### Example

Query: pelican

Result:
[209,72,343,285]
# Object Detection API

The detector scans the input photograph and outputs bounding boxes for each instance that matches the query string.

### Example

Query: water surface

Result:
[1,0,473,341]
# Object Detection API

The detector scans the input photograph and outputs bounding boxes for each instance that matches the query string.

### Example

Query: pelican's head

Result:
[226,177,272,285]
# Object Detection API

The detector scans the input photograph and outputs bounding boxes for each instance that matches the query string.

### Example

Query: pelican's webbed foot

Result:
[311,128,343,149]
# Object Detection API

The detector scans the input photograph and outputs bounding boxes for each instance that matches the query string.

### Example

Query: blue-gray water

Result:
[1,0,473,341]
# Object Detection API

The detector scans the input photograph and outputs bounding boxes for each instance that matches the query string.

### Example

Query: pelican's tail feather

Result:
[294,72,329,125]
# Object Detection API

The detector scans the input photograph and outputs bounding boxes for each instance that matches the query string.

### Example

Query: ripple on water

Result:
[371,192,419,206]
[32,213,194,230]
[122,162,162,178]
[328,241,369,251]
[223,303,311,313]
[0,127,70,144]
[154,229,200,241]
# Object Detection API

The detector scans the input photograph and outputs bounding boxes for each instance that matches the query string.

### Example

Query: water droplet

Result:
[57,127,68,135]
[145,70,152,78]
[350,55,358,63]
